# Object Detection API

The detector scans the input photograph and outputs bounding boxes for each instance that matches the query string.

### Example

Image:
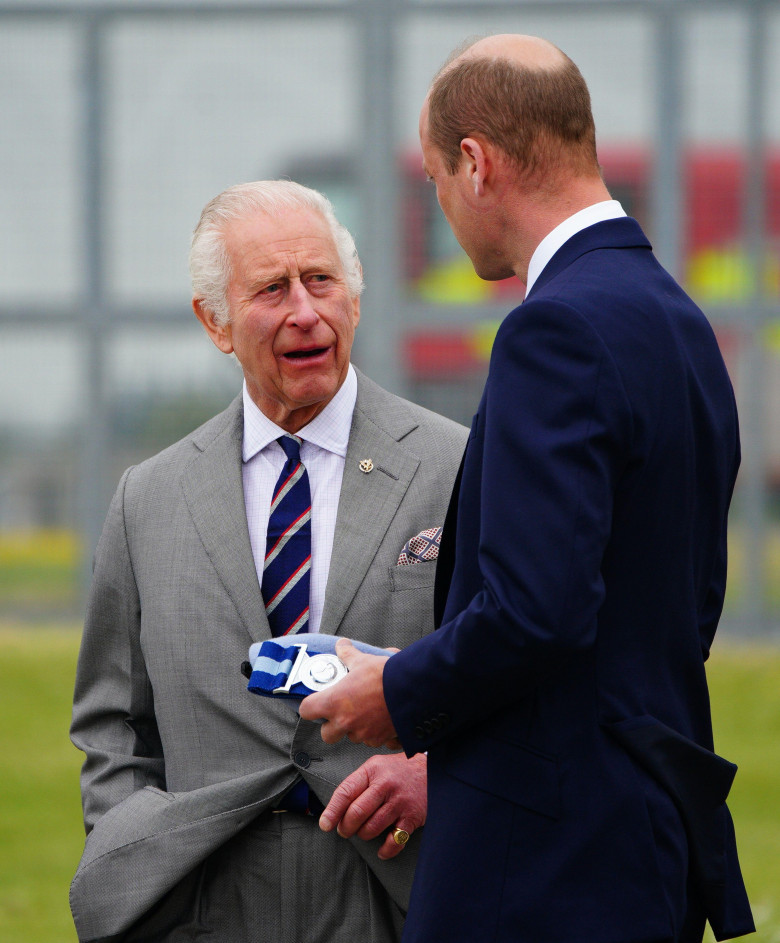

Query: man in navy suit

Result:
[301,34,754,943]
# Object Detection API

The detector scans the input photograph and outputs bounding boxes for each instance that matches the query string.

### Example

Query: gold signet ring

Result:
[392,827,410,846]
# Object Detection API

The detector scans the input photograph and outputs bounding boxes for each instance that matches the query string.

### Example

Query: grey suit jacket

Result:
[69,370,467,942]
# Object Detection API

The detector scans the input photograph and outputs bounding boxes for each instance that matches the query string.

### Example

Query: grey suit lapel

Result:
[180,378,420,641]
[320,371,421,634]
[180,396,270,642]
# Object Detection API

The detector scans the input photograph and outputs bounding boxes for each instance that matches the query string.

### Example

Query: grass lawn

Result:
[0,625,777,943]
[0,625,82,943]
[705,644,780,942]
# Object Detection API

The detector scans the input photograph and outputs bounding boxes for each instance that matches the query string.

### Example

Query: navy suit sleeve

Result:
[384,300,633,753]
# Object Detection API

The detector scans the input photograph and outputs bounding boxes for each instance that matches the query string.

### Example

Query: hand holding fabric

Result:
[298,639,399,749]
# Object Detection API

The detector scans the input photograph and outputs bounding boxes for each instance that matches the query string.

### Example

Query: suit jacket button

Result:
[294,751,311,769]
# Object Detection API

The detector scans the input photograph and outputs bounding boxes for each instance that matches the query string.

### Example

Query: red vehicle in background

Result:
[286,146,780,442]
[288,146,780,303]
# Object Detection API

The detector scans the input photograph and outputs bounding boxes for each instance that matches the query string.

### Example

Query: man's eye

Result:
[262,282,283,294]
[309,274,330,283]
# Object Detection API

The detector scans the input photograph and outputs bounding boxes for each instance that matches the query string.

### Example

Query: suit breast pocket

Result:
[389,560,438,593]
[374,562,438,647]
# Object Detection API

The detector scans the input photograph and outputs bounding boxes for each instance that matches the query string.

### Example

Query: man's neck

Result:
[524,198,627,296]
[508,175,613,283]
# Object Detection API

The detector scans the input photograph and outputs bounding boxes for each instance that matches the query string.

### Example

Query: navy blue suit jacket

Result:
[384,218,753,943]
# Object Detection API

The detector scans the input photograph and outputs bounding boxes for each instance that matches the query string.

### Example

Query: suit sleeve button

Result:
[415,726,425,739]
[438,713,450,726]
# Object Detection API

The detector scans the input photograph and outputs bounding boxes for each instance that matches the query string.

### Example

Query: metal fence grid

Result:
[1,0,778,635]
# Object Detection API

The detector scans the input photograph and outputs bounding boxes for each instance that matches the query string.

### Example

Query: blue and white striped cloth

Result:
[245,633,390,699]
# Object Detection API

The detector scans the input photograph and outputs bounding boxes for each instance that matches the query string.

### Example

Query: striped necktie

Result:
[262,435,312,637]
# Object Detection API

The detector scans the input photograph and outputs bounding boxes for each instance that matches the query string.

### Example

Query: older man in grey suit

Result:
[70,180,467,943]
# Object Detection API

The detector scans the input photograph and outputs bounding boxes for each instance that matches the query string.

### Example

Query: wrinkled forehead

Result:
[224,207,340,266]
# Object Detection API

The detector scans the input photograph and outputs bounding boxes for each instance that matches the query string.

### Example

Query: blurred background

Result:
[0,0,779,635]
[1,1,779,940]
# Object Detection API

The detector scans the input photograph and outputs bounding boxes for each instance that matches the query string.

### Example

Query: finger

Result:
[334,637,358,666]
[330,766,394,840]
[377,825,413,861]
[378,834,404,860]
[319,769,369,833]
[318,719,347,745]
[355,803,396,842]
[336,790,383,839]
[298,690,323,721]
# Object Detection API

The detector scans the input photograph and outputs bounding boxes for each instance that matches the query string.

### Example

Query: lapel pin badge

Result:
[359,458,374,474]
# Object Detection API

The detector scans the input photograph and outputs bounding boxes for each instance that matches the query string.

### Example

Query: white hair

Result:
[189,180,364,325]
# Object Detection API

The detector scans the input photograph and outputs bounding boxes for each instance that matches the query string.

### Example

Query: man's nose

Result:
[286,280,319,329]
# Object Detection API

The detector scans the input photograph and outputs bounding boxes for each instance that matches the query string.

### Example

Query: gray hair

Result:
[189,180,364,325]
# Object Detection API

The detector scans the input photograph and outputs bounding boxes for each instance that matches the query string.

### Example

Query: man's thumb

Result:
[334,637,358,666]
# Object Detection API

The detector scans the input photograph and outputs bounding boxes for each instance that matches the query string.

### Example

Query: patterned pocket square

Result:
[397,526,443,566]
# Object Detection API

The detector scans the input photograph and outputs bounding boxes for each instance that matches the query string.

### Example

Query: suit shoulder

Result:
[354,369,468,447]
[394,394,469,444]
[396,398,468,475]
[120,396,241,493]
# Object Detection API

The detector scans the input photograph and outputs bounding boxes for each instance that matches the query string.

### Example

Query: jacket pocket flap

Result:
[443,736,560,820]
[605,714,737,891]
[389,560,437,592]
[605,714,736,810]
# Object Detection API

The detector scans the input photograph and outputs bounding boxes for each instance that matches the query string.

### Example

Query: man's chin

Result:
[277,378,343,429]
[471,259,517,282]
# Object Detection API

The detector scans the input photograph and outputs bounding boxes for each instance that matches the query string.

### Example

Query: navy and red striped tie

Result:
[262,435,312,637]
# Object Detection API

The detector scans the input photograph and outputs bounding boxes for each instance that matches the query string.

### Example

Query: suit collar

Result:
[182,396,271,642]
[526,216,651,301]
[182,372,424,642]
[241,366,358,462]
[526,200,626,295]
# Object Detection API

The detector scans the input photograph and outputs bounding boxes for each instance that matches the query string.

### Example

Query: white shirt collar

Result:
[525,200,627,296]
[242,364,357,462]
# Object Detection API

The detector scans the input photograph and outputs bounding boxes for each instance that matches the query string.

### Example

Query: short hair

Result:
[190,180,364,325]
[427,51,599,183]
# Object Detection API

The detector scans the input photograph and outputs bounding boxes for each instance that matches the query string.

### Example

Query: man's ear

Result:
[193,298,234,354]
[460,136,489,197]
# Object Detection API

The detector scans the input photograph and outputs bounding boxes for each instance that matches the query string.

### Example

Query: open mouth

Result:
[284,347,328,360]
